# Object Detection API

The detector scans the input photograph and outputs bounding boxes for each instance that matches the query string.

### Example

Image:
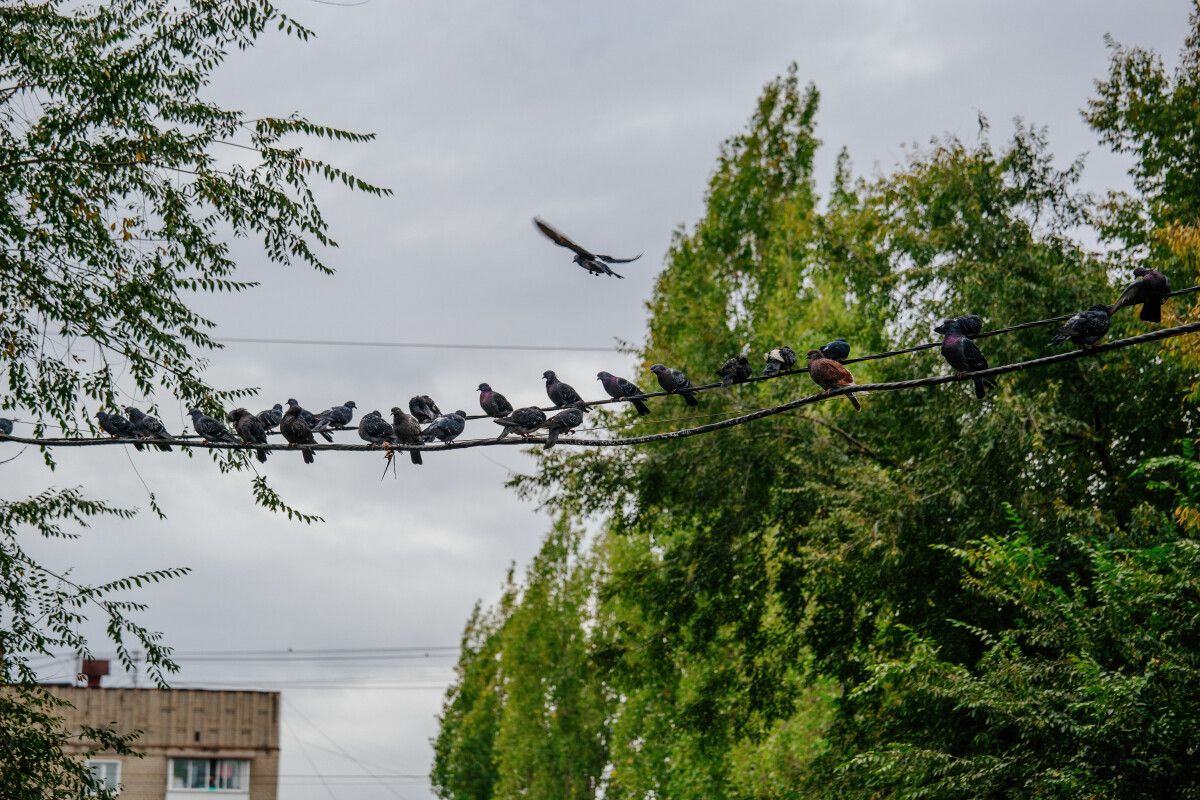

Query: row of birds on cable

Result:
[0,267,1173,460]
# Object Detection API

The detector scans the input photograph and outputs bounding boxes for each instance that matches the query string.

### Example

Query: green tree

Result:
[0,2,384,797]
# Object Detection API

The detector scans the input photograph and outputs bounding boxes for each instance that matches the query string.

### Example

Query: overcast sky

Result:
[10,2,1192,799]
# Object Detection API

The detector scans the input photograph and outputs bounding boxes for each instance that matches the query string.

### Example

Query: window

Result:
[170,758,248,791]
[85,760,121,795]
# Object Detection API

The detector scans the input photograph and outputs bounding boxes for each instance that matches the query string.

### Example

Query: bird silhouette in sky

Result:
[533,217,642,278]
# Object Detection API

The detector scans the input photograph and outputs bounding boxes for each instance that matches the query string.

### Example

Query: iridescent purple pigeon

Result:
[650,364,699,407]
[478,384,513,418]
[1110,268,1170,323]
[543,371,589,410]
[938,319,996,399]
[597,372,650,416]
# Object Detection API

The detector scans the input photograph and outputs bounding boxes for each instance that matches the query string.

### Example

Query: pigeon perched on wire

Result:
[805,350,861,411]
[478,384,513,418]
[409,395,442,425]
[495,406,547,439]
[279,404,317,464]
[358,410,398,447]
[597,371,651,416]
[650,364,699,407]
[125,406,176,451]
[1049,305,1111,348]
[934,315,984,338]
[390,407,424,465]
[0,418,12,438]
[315,400,357,432]
[188,408,239,445]
[227,408,270,463]
[542,401,588,450]
[421,410,467,444]
[762,346,798,377]
[96,411,141,450]
[717,355,753,388]
[818,338,851,363]
[287,399,333,442]
[1110,267,1171,323]
[544,371,589,410]
[937,318,996,399]
[533,217,642,279]
[256,403,284,431]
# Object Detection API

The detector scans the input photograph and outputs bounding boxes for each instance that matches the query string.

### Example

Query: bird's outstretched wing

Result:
[597,252,643,264]
[534,217,595,259]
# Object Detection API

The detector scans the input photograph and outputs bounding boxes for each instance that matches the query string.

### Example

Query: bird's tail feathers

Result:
[410,450,422,466]
[632,398,651,416]
[302,447,314,464]
[318,429,334,443]
[683,392,699,407]
[1140,300,1163,323]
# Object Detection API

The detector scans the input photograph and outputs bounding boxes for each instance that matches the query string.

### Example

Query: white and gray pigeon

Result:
[256,403,284,431]
[125,406,176,451]
[358,410,398,447]
[188,408,239,444]
[315,400,357,431]
[762,346,798,377]
[420,410,467,444]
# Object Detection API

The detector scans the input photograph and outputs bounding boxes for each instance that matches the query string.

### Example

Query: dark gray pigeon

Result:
[358,410,398,447]
[650,364,699,407]
[543,401,587,450]
[597,371,650,416]
[934,315,984,338]
[421,410,467,444]
[1110,267,1171,323]
[543,371,589,410]
[188,408,239,445]
[533,217,642,279]
[390,407,423,465]
[279,404,316,464]
[287,398,333,442]
[227,408,270,463]
[96,411,141,450]
[717,355,753,388]
[315,400,357,432]
[818,338,851,363]
[0,418,12,437]
[478,383,513,418]
[938,319,996,399]
[256,403,284,431]
[125,406,176,451]
[495,406,547,439]
[763,346,798,377]
[1049,305,1111,348]
[409,395,442,424]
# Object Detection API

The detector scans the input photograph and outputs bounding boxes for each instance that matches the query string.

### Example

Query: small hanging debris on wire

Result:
[543,401,588,450]
[650,363,699,407]
[280,404,317,464]
[126,407,177,451]
[762,346,797,377]
[805,349,861,411]
[717,355,753,388]
[937,318,996,399]
[477,384,513,418]
[818,337,852,363]
[544,371,590,410]
[597,371,651,416]
[287,399,333,442]
[390,407,424,465]
[1110,268,1171,323]
[1049,305,1112,348]
[533,217,642,279]
[495,407,547,439]
[96,411,141,450]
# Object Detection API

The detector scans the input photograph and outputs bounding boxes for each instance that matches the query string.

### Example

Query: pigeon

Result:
[124,406,176,451]
[805,350,861,411]
[494,406,547,439]
[650,363,699,407]
[358,410,398,447]
[0,418,11,438]
[1049,305,1112,348]
[256,403,284,431]
[818,337,851,363]
[421,410,467,444]
[717,355,753,388]
[96,411,142,450]
[478,383,513,418]
[390,407,424,465]
[1110,267,1171,323]
[938,318,996,399]
[409,395,442,424]
[542,401,587,450]
[279,404,316,464]
[597,371,651,416]
[934,315,984,338]
[544,371,589,410]
[227,408,270,463]
[315,400,357,431]
[763,346,798,377]
[287,399,333,442]
[533,217,642,279]
[188,408,240,445]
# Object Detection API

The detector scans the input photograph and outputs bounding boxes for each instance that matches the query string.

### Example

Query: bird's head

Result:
[286,398,299,408]
[124,406,142,419]
[283,405,303,418]
[226,408,246,423]
[344,401,357,409]
[95,411,105,419]
[478,383,491,392]
[390,406,405,417]
[649,364,665,374]
[597,371,611,380]
[542,370,556,381]
[272,403,283,412]
[454,410,467,418]
[804,349,824,361]
[1133,267,1150,277]
[187,408,202,419]
[1088,304,1112,315]
[934,318,962,336]
[573,401,589,412]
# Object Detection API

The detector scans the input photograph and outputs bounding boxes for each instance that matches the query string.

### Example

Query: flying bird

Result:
[938,318,996,399]
[818,337,851,363]
[227,408,270,463]
[315,400,357,432]
[358,410,398,447]
[763,346,798,377]
[650,363,699,407]
[805,350,861,411]
[421,410,467,444]
[280,404,317,464]
[544,371,589,410]
[1049,305,1111,348]
[597,371,651,416]
[409,395,442,424]
[717,355,753,388]
[125,406,176,451]
[478,383,513,418]
[533,217,642,279]
[188,408,239,445]
[96,411,141,450]
[1110,267,1171,323]
[543,401,587,450]
[494,406,547,439]
[287,399,333,442]
[390,407,424,465]
[256,403,284,431]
